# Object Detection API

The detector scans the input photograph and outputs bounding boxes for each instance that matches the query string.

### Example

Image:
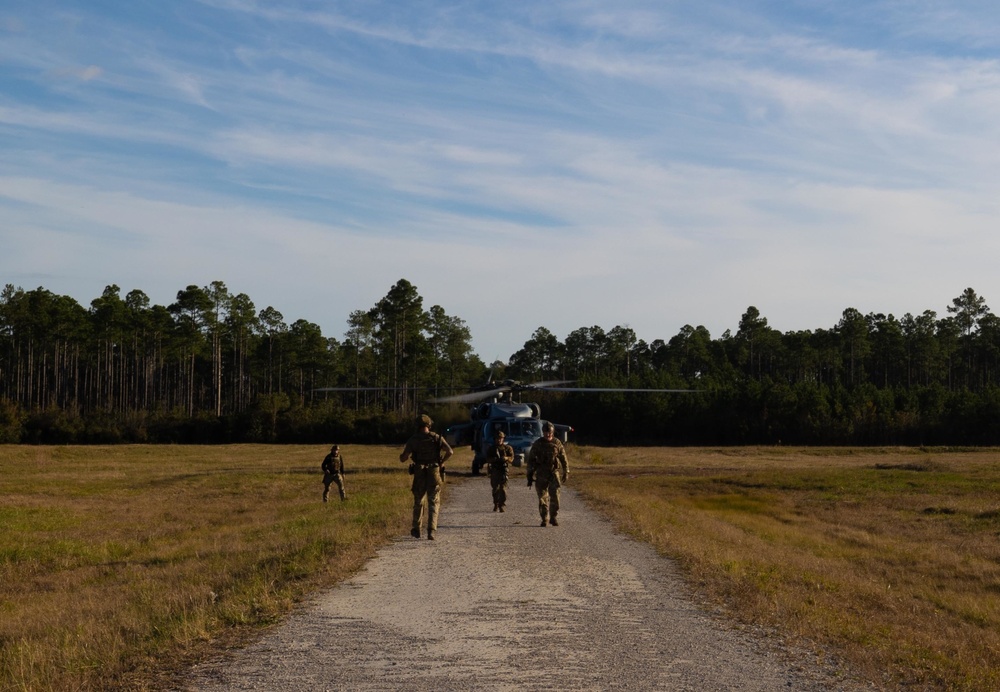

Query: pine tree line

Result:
[503,288,1000,445]
[2,279,999,445]
[0,279,483,443]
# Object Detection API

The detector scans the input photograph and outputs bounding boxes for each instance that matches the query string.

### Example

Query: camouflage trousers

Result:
[323,472,346,501]
[489,469,508,508]
[411,464,443,533]
[534,474,562,521]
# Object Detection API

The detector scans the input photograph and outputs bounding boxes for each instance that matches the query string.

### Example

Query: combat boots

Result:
[493,502,498,512]
[410,528,420,539]
[427,530,435,540]
[550,516,558,526]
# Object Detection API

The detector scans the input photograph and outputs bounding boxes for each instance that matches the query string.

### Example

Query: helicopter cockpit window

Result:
[519,421,541,437]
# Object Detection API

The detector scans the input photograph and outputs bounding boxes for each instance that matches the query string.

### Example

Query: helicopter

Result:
[426,379,697,474]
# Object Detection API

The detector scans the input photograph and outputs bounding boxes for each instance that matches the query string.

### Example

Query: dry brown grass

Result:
[5,444,999,691]
[570,446,1000,691]
[0,444,413,691]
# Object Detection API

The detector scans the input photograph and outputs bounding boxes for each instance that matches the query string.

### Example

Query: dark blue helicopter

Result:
[427,379,694,474]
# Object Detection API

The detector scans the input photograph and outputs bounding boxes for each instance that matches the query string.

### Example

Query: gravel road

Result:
[181,477,866,691]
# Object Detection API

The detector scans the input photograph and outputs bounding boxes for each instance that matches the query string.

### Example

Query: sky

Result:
[3,1,1000,362]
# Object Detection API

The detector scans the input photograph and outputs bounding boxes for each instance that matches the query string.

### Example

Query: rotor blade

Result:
[313,387,427,392]
[533,387,703,393]
[524,380,576,389]
[315,387,388,392]
[426,386,511,404]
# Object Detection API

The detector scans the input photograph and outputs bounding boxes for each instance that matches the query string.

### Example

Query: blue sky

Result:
[3,1,1000,361]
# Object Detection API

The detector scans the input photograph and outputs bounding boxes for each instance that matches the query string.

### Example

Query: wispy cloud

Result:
[4,1,1000,358]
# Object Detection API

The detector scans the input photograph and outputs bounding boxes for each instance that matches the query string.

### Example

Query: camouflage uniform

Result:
[486,432,514,512]
[400,415,453,540]
[321,445,347,502]
[526,425,569,527]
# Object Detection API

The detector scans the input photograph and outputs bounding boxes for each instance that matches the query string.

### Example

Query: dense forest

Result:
[2,278,1000,446]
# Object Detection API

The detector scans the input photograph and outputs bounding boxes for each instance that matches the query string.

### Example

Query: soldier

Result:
[525,421,569,527]
[321,444,347,502]
[399,414,453,540]
[486,430,514,512]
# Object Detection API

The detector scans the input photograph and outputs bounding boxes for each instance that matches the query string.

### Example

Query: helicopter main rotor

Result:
[424,380,573,405]
[425,379,700,405]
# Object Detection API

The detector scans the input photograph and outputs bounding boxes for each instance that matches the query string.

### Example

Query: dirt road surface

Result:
[181,477,865,691]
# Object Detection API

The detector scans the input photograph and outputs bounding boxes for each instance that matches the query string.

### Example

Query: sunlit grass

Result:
[571,446,1000,691]
[0,444,412,691]
[5,444,1000,690]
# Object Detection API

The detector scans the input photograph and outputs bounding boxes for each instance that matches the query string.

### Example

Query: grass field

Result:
[2,445,999,690]
[0,444,413,691]
[570,445,1000,691]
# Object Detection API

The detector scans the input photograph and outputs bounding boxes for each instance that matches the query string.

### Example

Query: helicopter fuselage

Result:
[444,402,571,474]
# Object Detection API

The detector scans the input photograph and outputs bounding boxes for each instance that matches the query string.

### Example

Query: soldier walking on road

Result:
[322,444,347,502]
[399,414,453,540]
[526,422,569,526]
[486,430,514,512]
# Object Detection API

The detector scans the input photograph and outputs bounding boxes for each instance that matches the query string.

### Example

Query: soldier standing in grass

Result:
[321,444,347,502]
[526,421,569,527]
[487,430,514,512]
[399,414,453,540]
